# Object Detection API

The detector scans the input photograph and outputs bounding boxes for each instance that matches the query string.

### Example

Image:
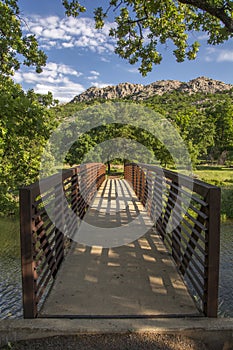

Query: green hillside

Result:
[55,89,233,168]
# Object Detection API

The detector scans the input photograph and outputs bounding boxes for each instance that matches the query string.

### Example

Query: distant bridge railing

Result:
[124,163,221,317]
[20,163,106,318]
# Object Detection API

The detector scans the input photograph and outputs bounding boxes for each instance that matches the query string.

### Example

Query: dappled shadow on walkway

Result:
[40,180,198,318]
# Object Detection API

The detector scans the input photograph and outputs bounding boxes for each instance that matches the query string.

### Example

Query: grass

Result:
[0,217,20,257]
[194,165,233,187]
[107,164,124,178]
[194,165,233,221]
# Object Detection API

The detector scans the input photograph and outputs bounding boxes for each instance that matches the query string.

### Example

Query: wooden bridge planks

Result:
[40,179,198,318]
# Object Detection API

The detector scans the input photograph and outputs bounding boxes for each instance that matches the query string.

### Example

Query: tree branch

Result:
[178,0,233,32]
[128,16,148,25]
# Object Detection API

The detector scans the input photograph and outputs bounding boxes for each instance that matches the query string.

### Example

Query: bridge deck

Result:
[40,179,199,318]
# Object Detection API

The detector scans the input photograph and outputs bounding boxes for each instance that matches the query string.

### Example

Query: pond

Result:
[0,217,232,318]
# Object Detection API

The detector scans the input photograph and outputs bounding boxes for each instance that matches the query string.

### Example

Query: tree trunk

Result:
[218,150,228,165]
[107,161,111,175]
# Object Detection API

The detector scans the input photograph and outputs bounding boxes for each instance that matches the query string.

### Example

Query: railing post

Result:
[20,188,37,318]
[204,187,221,317]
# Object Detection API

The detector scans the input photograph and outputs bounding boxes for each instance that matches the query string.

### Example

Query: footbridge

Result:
[19,163,221,319]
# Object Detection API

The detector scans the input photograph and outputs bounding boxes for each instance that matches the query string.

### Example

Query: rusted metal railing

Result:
[20,163,106,318]
[124,163,221,317]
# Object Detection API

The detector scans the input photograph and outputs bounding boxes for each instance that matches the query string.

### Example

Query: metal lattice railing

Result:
[124,163,221,317]
[20,163,105,318]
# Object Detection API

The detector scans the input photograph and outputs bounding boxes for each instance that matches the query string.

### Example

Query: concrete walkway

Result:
[40,179,198,318]
[1,318,233,349]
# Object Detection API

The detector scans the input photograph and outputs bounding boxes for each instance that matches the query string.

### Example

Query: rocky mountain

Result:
[71,77,232,103]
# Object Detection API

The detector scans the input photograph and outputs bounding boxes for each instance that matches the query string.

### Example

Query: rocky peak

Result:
[180,76,232,94]
[71,77,232,103]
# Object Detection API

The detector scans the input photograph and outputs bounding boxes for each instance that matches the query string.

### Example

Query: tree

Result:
[0,0,47,75]
[206,101,233,164]
[1,1,232,77]
[60,106,181,172]
[0,77,58,213]
[172,109,215,165]
[0,1,56,214]
[63,0,233,75]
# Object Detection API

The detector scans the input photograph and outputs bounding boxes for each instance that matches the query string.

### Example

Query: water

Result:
[0,217,232,318]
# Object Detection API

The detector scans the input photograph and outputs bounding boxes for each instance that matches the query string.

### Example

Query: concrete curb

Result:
[0,317,232,349]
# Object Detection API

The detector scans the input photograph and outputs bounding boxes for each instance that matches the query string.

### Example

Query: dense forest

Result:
[55,88,233,167]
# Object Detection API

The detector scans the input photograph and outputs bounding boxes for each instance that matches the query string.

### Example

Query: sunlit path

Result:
[40,179,198,318]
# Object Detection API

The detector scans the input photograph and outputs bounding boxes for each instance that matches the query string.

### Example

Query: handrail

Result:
[20,163,106,318]
[124,163,221,317]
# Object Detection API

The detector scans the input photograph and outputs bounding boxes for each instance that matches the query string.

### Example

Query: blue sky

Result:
[15,0,233,102]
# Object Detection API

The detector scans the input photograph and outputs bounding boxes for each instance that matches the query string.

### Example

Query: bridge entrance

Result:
[20,163,220,318]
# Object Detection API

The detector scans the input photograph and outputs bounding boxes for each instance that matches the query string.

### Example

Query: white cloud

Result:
[87,70,101,80]
[205,48,233,63]
[90,70,100,76]
[23,15,116,54]
[56,64,81,77]
[14,62,84,102]
[40,16,59,27]
[104,43,115,52]
[43,28,72,41]
[100,57,110,63]
[90,82,111,88]
[35,82,85,103]
[31,25,43,36]
[127,67,139,73]
[217,50,233,62]
[197,33,209,40]
[62,42,75,48]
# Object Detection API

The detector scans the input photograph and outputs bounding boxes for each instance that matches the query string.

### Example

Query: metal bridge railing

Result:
[124,163,221,317]
[20,163,105,318]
